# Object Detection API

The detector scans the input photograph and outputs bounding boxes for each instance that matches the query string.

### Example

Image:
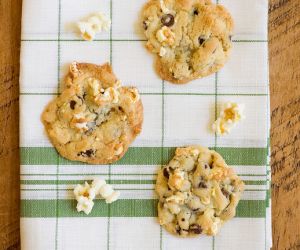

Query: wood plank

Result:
[269,0,300,249]
[0,0,22,249]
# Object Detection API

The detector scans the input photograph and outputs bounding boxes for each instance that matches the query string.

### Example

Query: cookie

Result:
[155,145,244,237]
[42,62,143,164]
[141,0,233,83]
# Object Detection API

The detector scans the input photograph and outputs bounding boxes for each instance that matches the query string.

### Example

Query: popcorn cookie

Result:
[155,145,244,237]
[42,62,143,164]
[141,0,233,83]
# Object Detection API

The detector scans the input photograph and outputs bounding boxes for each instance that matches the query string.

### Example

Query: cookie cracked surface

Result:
[141,0,233,83]
[155,145,244,237]
[42,62,143,164]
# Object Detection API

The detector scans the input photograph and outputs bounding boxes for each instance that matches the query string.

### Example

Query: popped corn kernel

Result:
[77,21,96,41]
[74,178,120,215]
[76,196,94,215]
[71,113,89,131]
[87,78,101,96]
[156,26,175,46]
[77,12,111,41]
[212,102,245,135]
[128,88,140,103]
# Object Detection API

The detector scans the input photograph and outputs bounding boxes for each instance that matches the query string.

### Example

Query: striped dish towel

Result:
[20,0,271,249]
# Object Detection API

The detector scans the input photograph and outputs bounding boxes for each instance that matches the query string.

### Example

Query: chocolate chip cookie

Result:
[155,146,244,237]
[141,0,234,83]
[42,62,143,164]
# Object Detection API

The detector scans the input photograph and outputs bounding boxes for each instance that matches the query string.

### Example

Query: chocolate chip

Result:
[78,149,95,157]
[198,181,207,188]
[163,168,169,178]
[161,14,174,27]
[221,188,230,198]
[181,218,185,222]
[189,224,202,234]
[204,163,209,169]
[209,164,213,169]
[70,100,76,110]
[85,149,94,157]
[229,35,232,41]
[198,36,206,46]
[193,9,199,15]
[143,21,148,30]
[176,226,181,235]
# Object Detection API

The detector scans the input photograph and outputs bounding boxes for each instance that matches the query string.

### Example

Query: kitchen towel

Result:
[20,0,271,249]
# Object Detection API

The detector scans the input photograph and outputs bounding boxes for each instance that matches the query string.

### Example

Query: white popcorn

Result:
[212,102,245,135]
[91,177,106,191]
[156,27,175,46]
[106,191,121,204]
[72,113,89,131]
[77,12,111,41]
[128,88,140,103]
[74,178,120,215]
[87,78,101,96]
[159,47,167,57]
[114,144,124,156]
[160,0,171,14]
[74,181,97,200]
[76,196,94,215]
[104,87,119,103]
[77,21,96,41]
[99,184,114,198]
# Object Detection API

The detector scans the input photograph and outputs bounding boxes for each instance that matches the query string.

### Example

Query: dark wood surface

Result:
[0,0,299,249]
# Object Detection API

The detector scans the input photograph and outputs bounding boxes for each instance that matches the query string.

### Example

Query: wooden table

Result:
[0,0,299,249]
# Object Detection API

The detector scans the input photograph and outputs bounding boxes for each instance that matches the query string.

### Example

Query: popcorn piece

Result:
[168,169,185,190]
[69,61,80,76]
[156,27,175,46]
[159,47,167,57]
[77,21,96,41]
[128,88,140,103]
[74,181,97,201]
[160,0,171,14]
[77,12,111,41]
[105,191,121,204]
[91,177,106,191]
[87,78,101,96]
[74,182,97,215]
[212,102,245,135]
[105,87,119,103]
[74,178,120,215]
[71,113,89,131]
[114,143,123,156]
[76,196,94,215]
[94,87,119,105]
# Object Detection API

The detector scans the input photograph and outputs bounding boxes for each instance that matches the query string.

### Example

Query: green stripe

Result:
[21,199,265,218]
[20,180,266,185]
[21,147,268,166]
[20,92,268,96]
[21,180,155,185]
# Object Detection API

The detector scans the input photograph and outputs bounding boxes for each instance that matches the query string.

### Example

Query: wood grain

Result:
[0,0,299,249]
[269,0,300,249]
[0,0,22,249]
